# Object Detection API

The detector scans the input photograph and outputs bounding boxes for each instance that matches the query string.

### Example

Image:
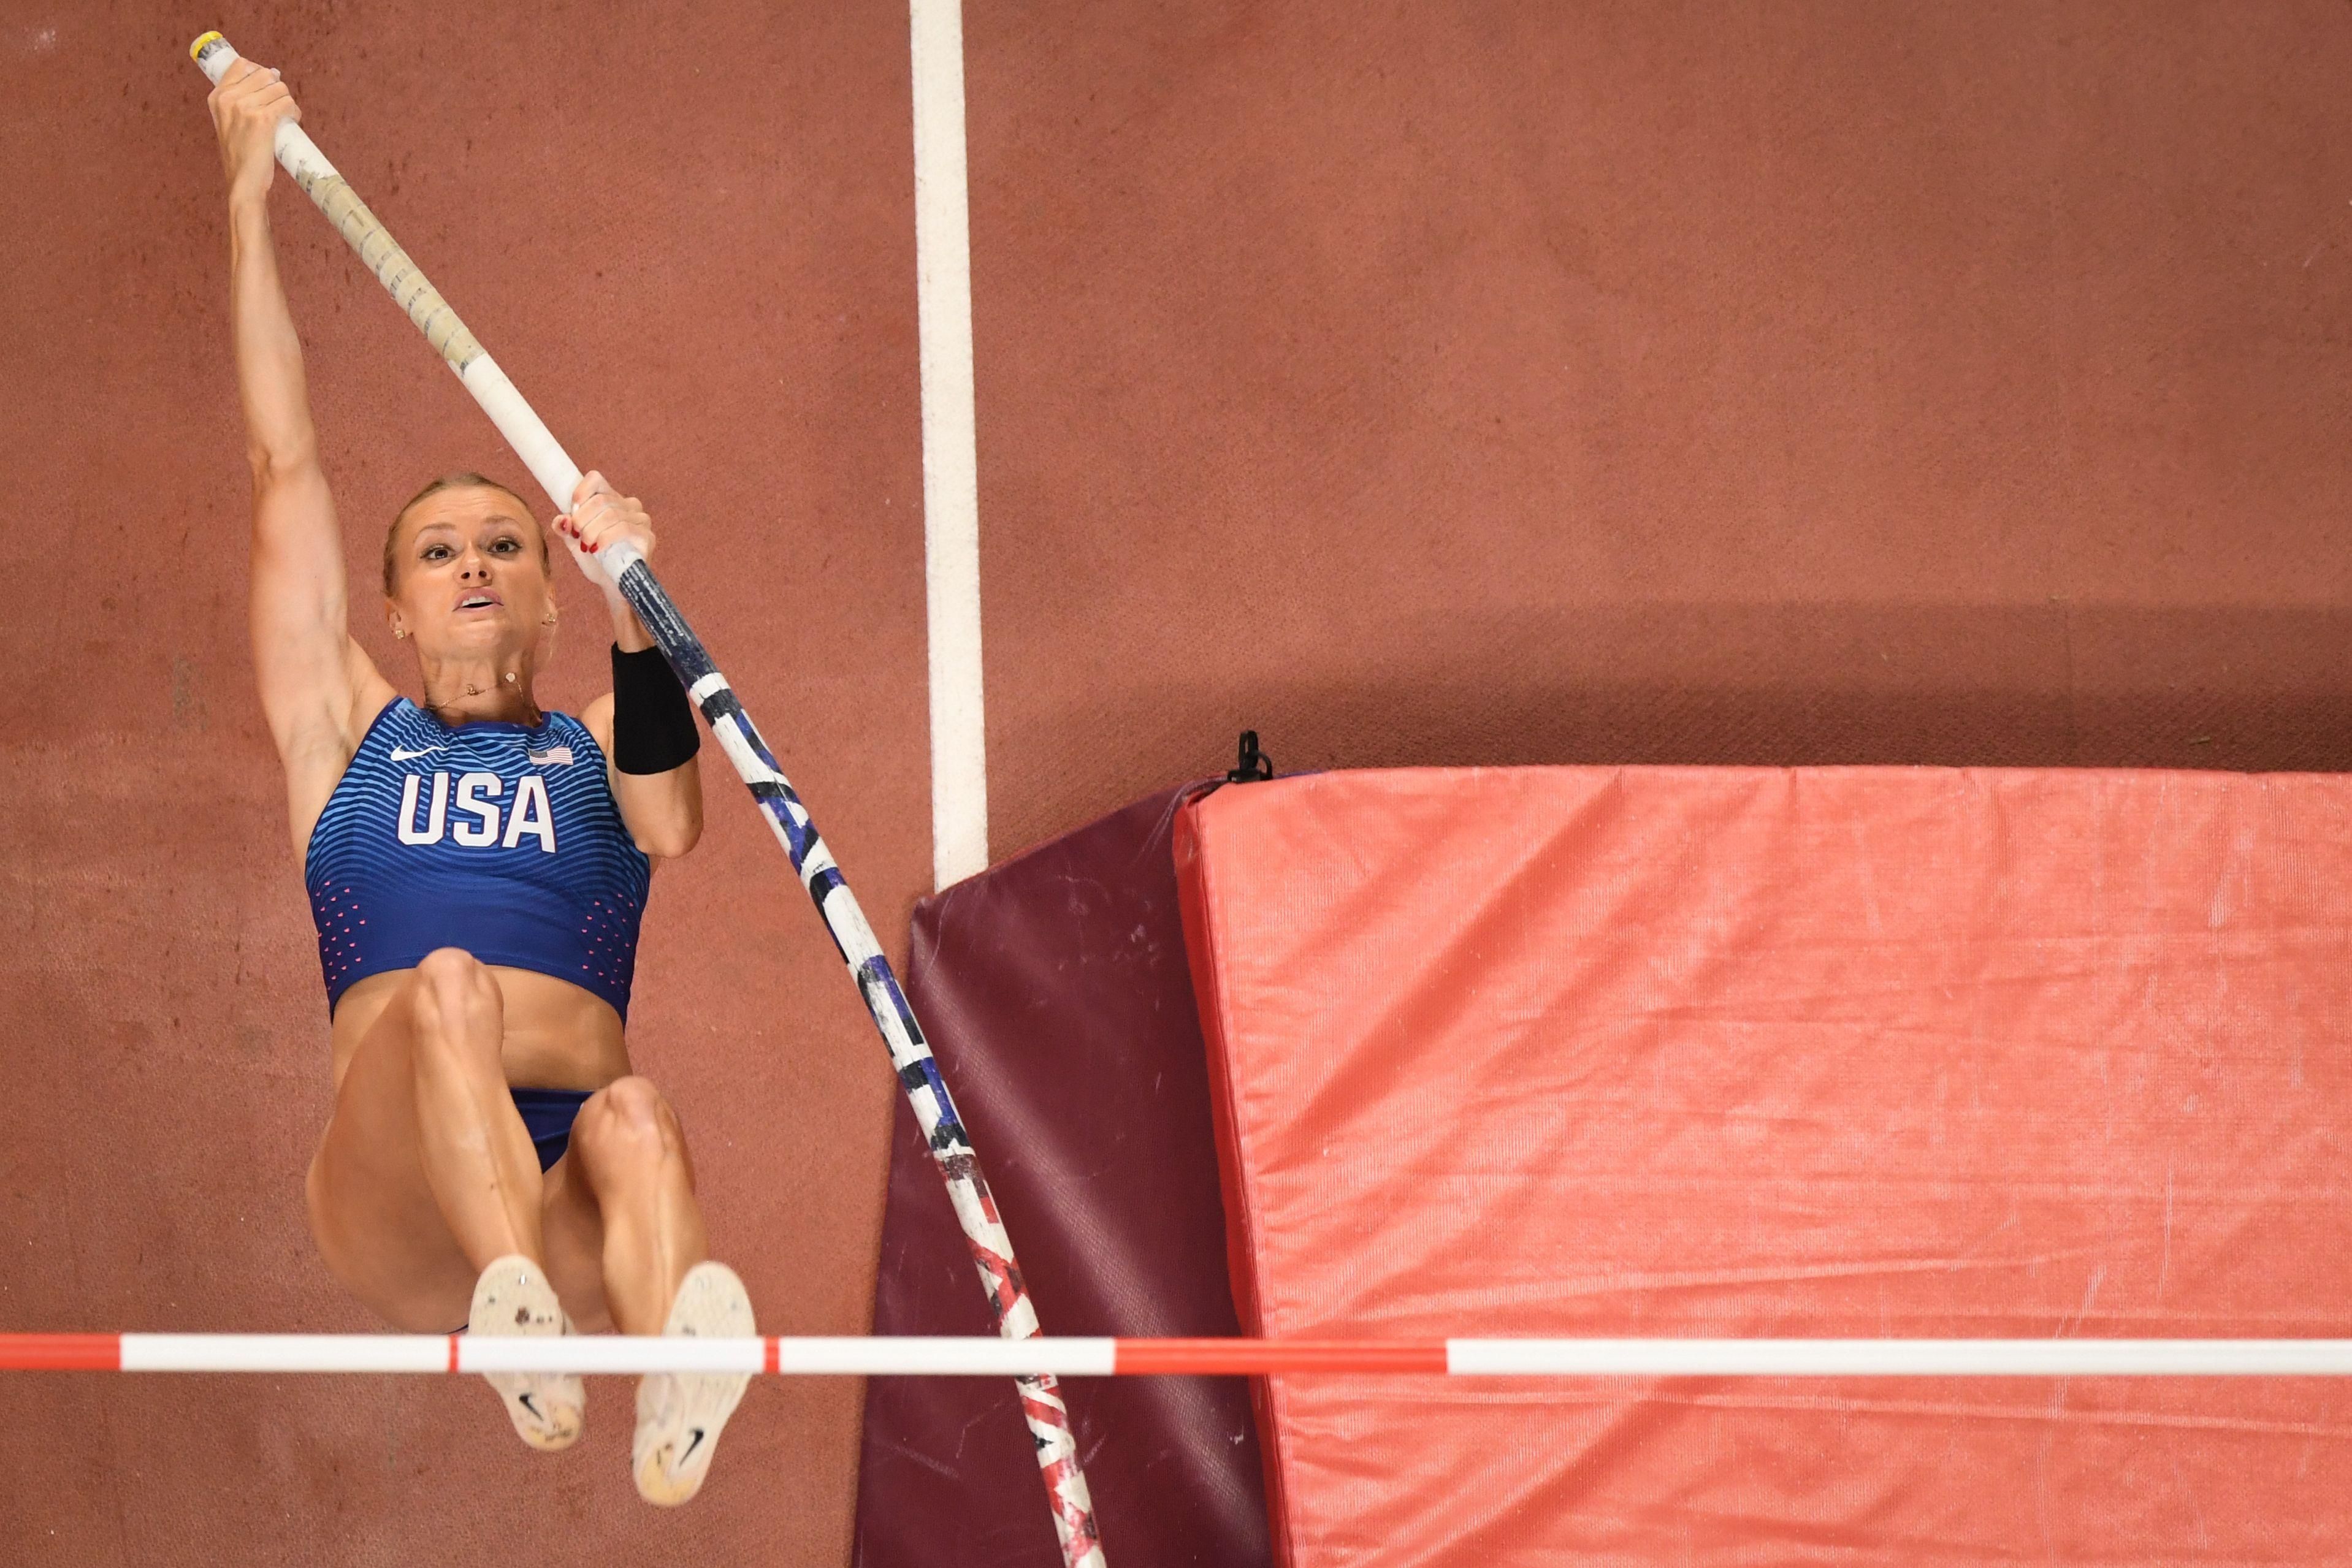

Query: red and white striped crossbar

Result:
[7,1336,2352,1377]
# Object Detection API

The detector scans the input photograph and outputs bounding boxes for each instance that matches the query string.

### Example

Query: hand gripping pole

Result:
[191,33,1104,1565]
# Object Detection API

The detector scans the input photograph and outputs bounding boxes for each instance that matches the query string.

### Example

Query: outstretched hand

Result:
[208,56,298,205]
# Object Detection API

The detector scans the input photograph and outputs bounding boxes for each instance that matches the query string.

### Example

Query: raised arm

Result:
[211,58,393,853]
[565,476,704,861]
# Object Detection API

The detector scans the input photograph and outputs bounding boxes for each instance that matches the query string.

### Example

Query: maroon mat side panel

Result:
[853,782,1272,1568]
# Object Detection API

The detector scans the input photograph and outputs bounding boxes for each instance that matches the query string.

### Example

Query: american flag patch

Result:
[527,745,575,766]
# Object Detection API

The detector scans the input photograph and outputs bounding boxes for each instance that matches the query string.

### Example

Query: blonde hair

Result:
[383,472,548,592]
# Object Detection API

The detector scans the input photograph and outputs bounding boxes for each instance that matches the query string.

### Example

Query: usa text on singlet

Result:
[304,698,652,1018]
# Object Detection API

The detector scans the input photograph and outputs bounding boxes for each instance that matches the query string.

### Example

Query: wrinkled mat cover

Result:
[855,784,1271,1567]
[1174,766,2352,1566]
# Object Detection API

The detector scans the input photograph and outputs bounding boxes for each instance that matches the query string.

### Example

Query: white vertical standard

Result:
[909,0,990,890]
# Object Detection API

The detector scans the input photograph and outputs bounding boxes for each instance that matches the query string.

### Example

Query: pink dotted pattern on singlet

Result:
[578,896,639,994]
[315,884,367,995]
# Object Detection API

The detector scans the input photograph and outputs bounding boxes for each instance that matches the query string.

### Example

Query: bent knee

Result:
[575,1076,684,1166]
[408,948,501,1036]
[411,959,498,1020]
[414,946,490,991]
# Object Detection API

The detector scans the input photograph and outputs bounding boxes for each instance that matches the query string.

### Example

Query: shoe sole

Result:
[633,1260,755,1505]
[470,1254,584,1452]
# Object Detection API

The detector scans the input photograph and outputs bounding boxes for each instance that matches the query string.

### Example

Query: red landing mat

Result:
[854,785,1271,1568]
[1175,766,2352,1566]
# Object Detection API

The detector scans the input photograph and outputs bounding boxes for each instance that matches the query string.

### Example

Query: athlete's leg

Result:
[306,946,548,1330]
[539,1076,747,1504]
[403,948,546,1264]
[546,1075,708,1334]
[535,1159,613,1333]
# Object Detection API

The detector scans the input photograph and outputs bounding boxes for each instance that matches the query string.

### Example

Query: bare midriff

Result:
[327,964,632,1093]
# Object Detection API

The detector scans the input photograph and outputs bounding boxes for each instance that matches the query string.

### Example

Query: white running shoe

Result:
[632,1260,755,1505]
[468,1254,584,1451]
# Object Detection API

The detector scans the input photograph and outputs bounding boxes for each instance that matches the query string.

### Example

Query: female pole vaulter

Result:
[208,56,750,1505]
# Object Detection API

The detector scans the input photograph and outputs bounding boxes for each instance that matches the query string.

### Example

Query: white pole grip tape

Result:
[192,31,610,580]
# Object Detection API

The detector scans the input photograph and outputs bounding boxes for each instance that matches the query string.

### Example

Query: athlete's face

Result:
[385,487,554,663]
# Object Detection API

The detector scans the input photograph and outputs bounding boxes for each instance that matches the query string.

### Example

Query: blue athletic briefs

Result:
[510,1086,597,1171]
[304,697,653,1019]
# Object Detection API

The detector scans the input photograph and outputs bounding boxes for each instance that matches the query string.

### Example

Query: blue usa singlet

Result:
[304,698,653,1019]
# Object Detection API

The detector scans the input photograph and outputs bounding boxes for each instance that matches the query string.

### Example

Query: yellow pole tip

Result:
[189,32,224,62]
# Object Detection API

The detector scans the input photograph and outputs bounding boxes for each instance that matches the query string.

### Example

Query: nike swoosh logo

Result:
[389,745,445,761]
[680,1428,707,1465]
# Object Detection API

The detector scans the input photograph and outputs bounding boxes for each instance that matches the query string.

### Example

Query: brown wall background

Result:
[6,3,2352,1566]
[966,1,2352,857]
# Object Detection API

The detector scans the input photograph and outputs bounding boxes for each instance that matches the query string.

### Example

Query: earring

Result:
[392,628,408,640]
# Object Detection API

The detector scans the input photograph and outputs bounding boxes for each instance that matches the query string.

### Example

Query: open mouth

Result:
[457,593,501,611]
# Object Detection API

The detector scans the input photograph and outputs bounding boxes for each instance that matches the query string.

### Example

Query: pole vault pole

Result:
[189,34,1105,1566]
